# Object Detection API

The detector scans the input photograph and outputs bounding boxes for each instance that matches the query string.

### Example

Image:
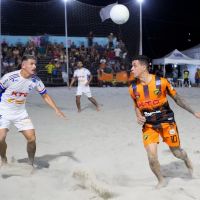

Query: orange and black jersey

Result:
[129,75,177,125]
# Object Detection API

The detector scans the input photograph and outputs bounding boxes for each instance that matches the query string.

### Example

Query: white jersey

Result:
[0,70,46,114]
[73,68,91,87]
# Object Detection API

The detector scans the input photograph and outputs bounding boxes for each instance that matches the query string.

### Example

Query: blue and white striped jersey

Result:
[0,70,47,112]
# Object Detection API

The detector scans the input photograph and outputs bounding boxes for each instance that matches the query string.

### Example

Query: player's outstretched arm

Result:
[42,93,66,119]
[172,93,200,118]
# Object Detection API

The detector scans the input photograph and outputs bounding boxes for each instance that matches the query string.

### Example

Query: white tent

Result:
[152,49,200,77]
[182,43,200,59]
[152,49,200,65]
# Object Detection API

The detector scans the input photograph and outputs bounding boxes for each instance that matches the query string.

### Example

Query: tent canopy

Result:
[182,43,200,59]
[152,49,200,65]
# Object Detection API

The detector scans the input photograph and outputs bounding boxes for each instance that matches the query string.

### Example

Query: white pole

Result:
[164,64,166,77]
[0,0,2,77]
[64,1,69,86]
[139,2,143,55]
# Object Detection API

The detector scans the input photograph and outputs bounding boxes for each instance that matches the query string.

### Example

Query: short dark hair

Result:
[22,55,37,62]
[132,55,150,67]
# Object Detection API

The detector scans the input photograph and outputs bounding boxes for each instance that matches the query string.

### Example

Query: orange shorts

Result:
[142,123,180,147]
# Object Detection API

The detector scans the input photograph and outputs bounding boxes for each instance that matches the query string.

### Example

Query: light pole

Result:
[137,0,143,55]
[63,0,69,86]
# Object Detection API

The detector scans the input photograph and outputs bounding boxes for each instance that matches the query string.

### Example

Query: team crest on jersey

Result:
[154,89,161,96]
[143,134,149,140]
[135,92,140,99]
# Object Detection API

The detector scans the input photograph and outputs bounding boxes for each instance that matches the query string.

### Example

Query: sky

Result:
[2,0,200,57]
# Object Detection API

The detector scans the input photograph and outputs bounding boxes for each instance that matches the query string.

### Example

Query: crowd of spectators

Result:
[1,33,131,85]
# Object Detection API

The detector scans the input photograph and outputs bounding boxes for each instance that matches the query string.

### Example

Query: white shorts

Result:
[76,86,92,98]
[0,111,34,132]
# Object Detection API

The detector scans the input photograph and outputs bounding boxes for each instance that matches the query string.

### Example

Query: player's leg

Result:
[15,116,36,165]
[162,123,193,175]
[76,95,81,112]
[145,143,166,188]
[85,88,99,111]
[143,125,167,188]
[22,129,36,166]
[170,147,193,175]
[0,128,8,164]
[88,97,100,111]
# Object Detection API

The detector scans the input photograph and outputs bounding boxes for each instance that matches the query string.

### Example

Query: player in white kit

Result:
[69,61,99,112]
[0,55,66,166]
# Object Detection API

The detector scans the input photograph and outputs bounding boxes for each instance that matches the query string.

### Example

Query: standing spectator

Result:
[172,67,179,87]
[45,60,55,82]
[60,61,68,86]
[87,31,94,48]
[155,65,163,77]
[183,66,190,87]
[195,68,200,87]
[108,33,114,49]
[114,46,122,61]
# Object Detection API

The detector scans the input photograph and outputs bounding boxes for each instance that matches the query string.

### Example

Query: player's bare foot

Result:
[78,109,81,113]
[1,156,8,166]
[184,158,193,177]
[96,106,100,111]
[28,158,34,166]
[155,179,167,189]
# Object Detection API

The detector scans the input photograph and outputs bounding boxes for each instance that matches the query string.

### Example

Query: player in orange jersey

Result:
[129,55,200,189]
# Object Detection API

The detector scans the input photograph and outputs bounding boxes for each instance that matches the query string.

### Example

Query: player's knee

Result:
[27,135,36,143]
[148,154,158,165]
[0,137,6,143]
[0,132,7,142]
[170,147,186,159]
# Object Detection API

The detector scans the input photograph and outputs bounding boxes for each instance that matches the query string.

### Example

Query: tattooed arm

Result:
[172,93,200,118]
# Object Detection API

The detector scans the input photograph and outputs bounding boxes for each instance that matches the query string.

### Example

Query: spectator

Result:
[114,45,122,61]
[155,65,163,77]
[183,66,190,87]
[172,67,179,87]
[45,60,55,82]
[108,33,114,49]
[60,61,68,86]
[87,31,94,48]
[195,68,200,87]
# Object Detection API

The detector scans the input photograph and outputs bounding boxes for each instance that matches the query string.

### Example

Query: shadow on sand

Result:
[18,151,80,169]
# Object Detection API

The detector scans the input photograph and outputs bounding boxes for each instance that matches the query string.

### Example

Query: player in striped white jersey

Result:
[0,55,66,166]
[69,60,99,112]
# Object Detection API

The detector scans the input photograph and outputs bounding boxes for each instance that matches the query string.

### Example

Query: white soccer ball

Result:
[110,4,130,25]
